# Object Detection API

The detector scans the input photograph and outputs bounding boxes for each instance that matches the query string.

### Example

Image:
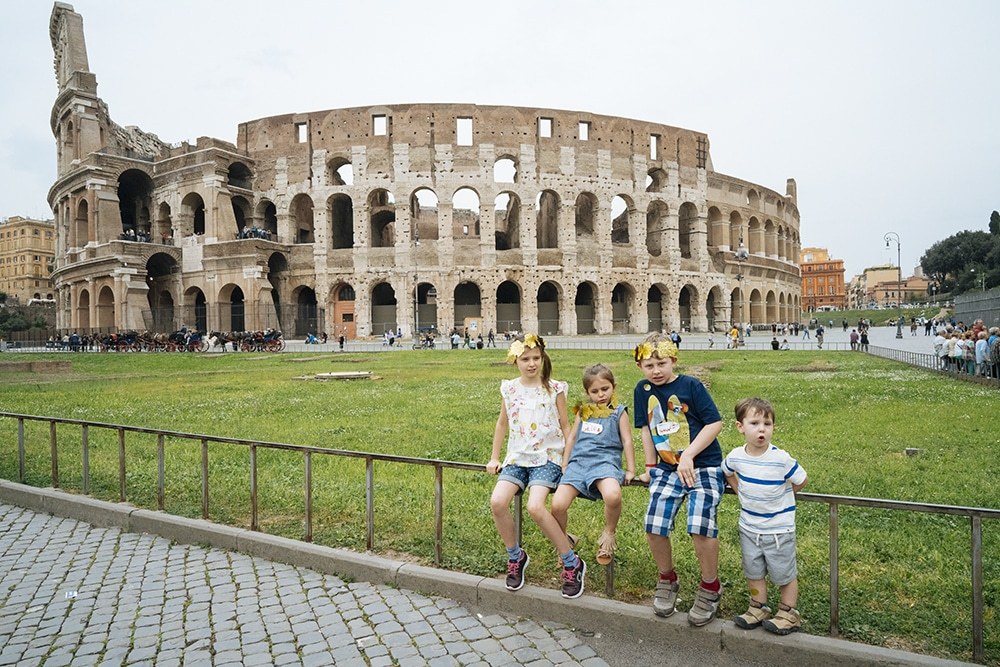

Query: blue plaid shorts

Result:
[644,466,724,538]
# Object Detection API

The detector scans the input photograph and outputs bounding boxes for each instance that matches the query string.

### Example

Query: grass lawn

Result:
[0,348,997,663]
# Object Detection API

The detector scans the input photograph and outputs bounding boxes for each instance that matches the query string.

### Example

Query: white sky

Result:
[2,0,998,278]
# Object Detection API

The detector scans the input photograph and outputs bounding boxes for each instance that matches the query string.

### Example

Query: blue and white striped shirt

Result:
[722,444,807,534]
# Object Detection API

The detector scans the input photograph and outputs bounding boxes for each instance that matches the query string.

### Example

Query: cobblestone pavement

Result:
[0,503,610,667]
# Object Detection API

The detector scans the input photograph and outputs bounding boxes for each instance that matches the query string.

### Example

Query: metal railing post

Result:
[50,421,58,488]
[304,451,313,543]
[200,438,209,519]
[81,424,89,495]
[117,427,126,502]
[434,464,443,565]
[17,418,25,483]
[365,457,374,551]
[829,502,839,636]
[972,515,983,662]
[250,444,258,531]
[157,433,165,510]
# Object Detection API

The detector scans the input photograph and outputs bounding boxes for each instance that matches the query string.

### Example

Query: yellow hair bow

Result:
[634,341,678,362]
[506,334,541,363]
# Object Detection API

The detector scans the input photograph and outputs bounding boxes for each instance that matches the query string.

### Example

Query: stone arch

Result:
[537,281,561,335]
[453,187,480,238]
[77,287,91,330]
[369,189,396,248]
[764,219,776,256]
[611,282,636,334]
[292,285,319,336]
[414,280,437,335]
[290,193,315,243]
[331,282,357,339]
[74,199,89,247]
[611,195,634,244]
[257,200,278,237]
[218,283,246,332]
[494,156,517,184]
[370,281,397,334]
[729,210,744,249]
[231,196,251,236]
[410,188,439,242]
[267,252,289,327]
[678,202,698,259]
[748,217,763,254]
[180,192,206,237]
[747,189,760,208]
[707,206,725,248]
[575,192,599,239]
[453,281,482,328]
[183,286,208,332]
[678,284,697,331]
[328,156,354,186]
[536,190,559,249]
[575,281,598,334]
[494,192,520,250]
[117,169,154,236]
[750,288,764,325]
[731,287,746,327]
[227,162,252,190]
[328,194,354,249]
[96,285,115,329]
[647,284,668,333]
[646,200,668,256]
[646,168,668,193]
[496,281,522,333]
[154,202,172,242]
[765,290,778,324]
[146,252,178,331]
[706,285,725,332]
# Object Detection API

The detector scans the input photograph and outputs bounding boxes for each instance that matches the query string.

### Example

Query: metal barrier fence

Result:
[2,412,996,660]
[866,345,1000,386]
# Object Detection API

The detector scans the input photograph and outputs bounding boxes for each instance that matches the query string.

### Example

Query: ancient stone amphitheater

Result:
[48,3,801,340]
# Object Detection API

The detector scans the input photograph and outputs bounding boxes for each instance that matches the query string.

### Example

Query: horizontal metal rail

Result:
[2,411,996,662]
[867,345,1000,386]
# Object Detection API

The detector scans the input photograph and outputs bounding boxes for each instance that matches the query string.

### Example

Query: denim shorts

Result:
[498,461,562,492]
[739,527,798,586]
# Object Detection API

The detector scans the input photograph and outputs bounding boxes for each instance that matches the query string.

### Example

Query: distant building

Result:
[860,264,929,309]
[0,216,56,304]
[799,247,845,311]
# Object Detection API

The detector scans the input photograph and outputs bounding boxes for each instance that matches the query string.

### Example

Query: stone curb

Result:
[0,480,971,667]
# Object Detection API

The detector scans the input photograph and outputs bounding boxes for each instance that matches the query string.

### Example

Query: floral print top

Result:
[500,378,568,468]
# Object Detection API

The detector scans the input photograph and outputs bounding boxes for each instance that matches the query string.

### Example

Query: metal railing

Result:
[2,411,996,662]
[867,345,1000,386]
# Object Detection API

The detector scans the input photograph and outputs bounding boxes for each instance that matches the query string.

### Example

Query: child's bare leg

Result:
[778,579,798,608]
[489,480,520,548]
[550,484,579,534]
[525,485,572,553]
[746,578,768,605]
[595,479,622,534]
[691,534,719,582]
[646,533,674,574]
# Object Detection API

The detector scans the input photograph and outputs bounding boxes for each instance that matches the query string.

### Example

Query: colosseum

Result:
[48,3,801,341]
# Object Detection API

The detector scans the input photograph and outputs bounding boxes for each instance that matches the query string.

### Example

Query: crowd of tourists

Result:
[933,319,1000,378]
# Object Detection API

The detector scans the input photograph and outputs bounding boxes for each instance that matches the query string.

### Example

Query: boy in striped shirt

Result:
[722,398,808,635]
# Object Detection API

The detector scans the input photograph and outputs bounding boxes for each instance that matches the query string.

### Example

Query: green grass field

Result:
[0,348,996,663]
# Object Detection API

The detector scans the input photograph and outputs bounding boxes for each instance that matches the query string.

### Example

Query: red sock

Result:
[700,578,720,593]
[659,570,677,583]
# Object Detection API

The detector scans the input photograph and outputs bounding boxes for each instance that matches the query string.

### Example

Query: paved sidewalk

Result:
[0,503,613,667]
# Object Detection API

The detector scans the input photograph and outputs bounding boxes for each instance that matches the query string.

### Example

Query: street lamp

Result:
[884,232,903,339]
[971,268,985,291]
[735,235,749,345]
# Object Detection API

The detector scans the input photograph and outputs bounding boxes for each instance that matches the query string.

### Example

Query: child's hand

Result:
[486,459,502,475]
[677,452,695,488]
[624,470,635,485]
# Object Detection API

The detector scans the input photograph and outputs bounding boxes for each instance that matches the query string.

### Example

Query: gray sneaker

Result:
[653,579,679,617]
[687,584,722,626]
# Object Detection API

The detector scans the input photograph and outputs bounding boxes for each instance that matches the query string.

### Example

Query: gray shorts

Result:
[739,528,798,586]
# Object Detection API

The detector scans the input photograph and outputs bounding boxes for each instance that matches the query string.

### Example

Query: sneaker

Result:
[687,584,722,626]
[653,578,679,617]
[561,556,586,599]
[734,601,771,630]
[505,550,529,591]
[762,606,801,635]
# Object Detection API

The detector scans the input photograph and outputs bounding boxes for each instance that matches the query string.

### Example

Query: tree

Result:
[991,210,1000,235]
[920,230,995,293]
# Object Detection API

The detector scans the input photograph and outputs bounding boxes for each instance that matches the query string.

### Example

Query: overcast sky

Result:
[2,0,998,278]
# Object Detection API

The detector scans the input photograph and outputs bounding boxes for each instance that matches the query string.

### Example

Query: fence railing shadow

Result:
[2,411,996,663]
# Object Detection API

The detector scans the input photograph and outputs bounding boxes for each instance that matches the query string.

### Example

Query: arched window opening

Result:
[180,193,206,237]
[329,158,354,186]
[370,282,398,334]
[647,285,665,333]
[496,281,522,333]
[611,283,633,334]
[453,281,482,329]
[646,201,668,257]
[117,169,154,237]
[227,162,252,190]
[537,281,560,335]
[290,194,315,244]
[453,188,480,239]
[494,193,520,250]
[575,282,596,334]
[678,202,698,259]
[369,190,396,248]
[231,196,251,236]
[536,191,559,249]
[329,194,354,249]
[410,188,439,242]
[575,193,598,239]
[646,168,668,193]
[611,195,631,244]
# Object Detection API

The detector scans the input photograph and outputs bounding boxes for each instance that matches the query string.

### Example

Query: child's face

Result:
[637,354,676,385]
[585,377,615,405]
[736,409,774,448]
[515,347,543,380]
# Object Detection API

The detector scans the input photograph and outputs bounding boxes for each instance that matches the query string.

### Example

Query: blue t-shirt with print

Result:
[633,374,722,470]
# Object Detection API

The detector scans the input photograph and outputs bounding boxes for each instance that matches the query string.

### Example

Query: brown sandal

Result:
[596,530,616,565]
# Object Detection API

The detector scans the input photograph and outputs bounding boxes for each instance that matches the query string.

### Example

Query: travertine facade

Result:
[48,3,801,338]
[0,216,56,304]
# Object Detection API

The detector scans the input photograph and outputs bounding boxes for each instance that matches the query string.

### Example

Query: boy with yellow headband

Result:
[633,332,725,626]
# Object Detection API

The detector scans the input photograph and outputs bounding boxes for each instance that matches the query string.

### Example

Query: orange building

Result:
[799,247,846,311]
